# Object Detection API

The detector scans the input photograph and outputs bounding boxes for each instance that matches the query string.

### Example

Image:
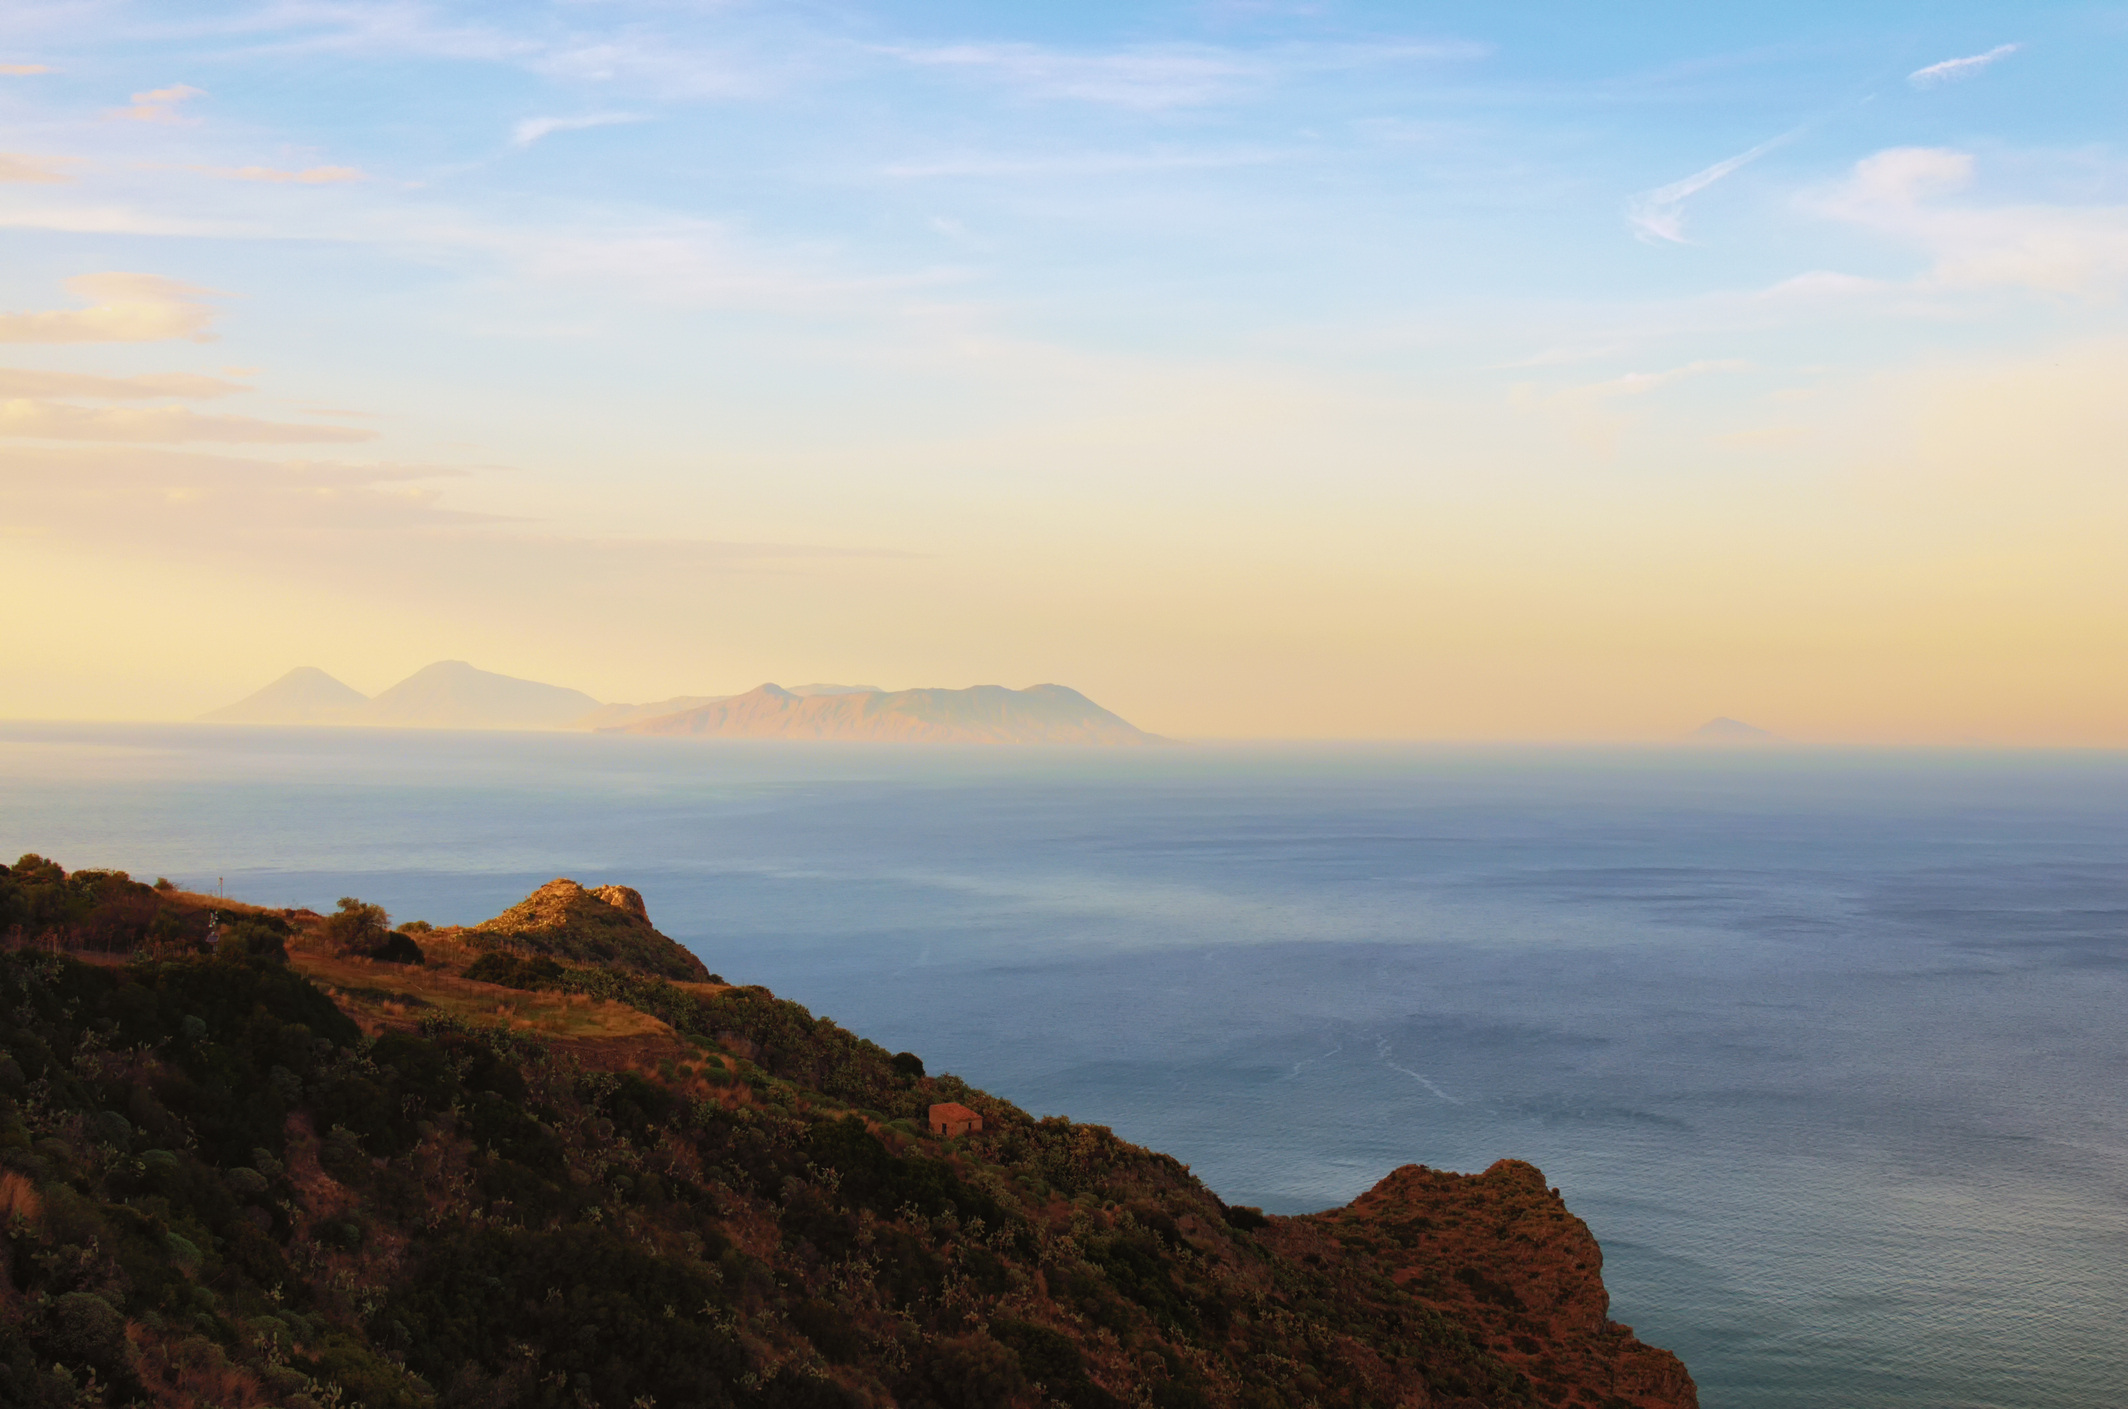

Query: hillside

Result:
[355,662,600,731]
[570,696,731,730]
[0,855,1694,1409]
[613,683,1164,745]
[199,667,369,726]
[200,663,601,732]
[459,878,712,982]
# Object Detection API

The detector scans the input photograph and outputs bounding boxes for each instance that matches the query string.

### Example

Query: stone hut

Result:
[928,1102,981,1138]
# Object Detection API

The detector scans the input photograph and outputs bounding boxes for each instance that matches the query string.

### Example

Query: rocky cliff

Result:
[0,856,1693,1409]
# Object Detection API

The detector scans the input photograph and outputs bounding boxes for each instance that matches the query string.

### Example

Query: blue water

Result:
[3,723,2124,1409]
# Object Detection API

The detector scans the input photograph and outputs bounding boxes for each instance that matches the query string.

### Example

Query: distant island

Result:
[0,852,1698,1409]
[202,663,1162,744]
[607,682,1160,745]
[1687,717,1779,744]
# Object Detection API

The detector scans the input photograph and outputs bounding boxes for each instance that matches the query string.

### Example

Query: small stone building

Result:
[928,1102,981,1138]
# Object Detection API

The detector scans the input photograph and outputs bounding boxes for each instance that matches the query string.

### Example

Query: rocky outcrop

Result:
[1277,1159,1698,1409]
[469,878,709,981]
[586,884,649,922]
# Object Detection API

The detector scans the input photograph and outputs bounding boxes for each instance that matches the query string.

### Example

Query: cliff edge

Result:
[0,854,1694,1409]
[1279,1160,1696,1408]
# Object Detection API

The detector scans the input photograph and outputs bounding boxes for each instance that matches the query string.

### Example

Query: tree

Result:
[322,896,390,954]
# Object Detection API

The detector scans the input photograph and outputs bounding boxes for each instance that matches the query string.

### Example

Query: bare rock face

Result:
[470,878,707,981]
[1275,1159,1699,1409]
[588,884,649,923]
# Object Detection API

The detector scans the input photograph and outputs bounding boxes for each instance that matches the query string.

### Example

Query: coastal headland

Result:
[0,855,1693,1407]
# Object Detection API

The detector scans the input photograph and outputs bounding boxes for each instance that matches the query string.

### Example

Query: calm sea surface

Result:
[3,723,2124,1408]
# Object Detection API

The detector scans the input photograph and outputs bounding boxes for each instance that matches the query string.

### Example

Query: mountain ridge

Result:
[613,682,1166,745]
[200,667,1158,743]
[199,666,370,726]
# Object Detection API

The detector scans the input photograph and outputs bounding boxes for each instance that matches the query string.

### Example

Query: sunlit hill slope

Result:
[0,854,1693,1408]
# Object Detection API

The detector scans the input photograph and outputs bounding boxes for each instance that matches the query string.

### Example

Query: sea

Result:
[2,722,2123,1409]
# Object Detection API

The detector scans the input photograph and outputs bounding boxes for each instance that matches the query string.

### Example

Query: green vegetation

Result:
[0,856,1670,1408]
[322,899,391,956]
[468,880,710,982]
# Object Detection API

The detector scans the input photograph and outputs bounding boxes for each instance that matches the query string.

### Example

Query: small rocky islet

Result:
[0,854,1694,1408]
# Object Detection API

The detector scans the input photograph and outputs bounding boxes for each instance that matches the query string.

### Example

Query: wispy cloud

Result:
[880,148,1288,180]
[1630,131,1797,243]
[1583,361,1744,400]
[889,38,1481,110]
[511,113,648,148]
[1810,146,2128,297]
[0,446,487,545]
[1582,360,1750,399]
[0,400,378,444]
[0,273,223,344]
[1909,44,2020,88]
[0,446,900,570]
[1520,359,1752,457]
[193,164,366,184]
[0,64,52,76]
[894,42,1255,109]
[112,83,205,124]
[0,152,67,183]
[0,367,249,399]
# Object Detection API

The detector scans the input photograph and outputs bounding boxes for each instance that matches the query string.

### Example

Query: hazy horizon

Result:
[6,2,2125,743]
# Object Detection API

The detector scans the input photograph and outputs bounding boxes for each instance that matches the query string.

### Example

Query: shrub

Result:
[41,1291,129,1373]
[463,952,564,989]
[220,919,289,965]
[368,932,424,965]
[322,896,390,953]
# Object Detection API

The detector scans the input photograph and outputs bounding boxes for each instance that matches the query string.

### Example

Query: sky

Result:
[3,1,2126,742]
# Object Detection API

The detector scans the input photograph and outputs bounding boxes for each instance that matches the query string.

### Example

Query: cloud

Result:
[0,446,483,545]
[1836,146,1975,204]
[895,42,1255,109]
[889,38,1479,110]
[1519,360,1750,457]
[511,113,647,148]
[0,65,52,76]
[0,153,67,183]
[0,368,249,399]
[1582,359,1749,398]
[0,445,903,572]
[112,83,205,124]
[194,164,366,184]
[1810,147,2128,296]
[0,273,223,343]
[879,148,1288,180]
[0,400,377,444]
[1750,270,1890,302]
[1630,131,1796,243]
[1909,44,2020,88]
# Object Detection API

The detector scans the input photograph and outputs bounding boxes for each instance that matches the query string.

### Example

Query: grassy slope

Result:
[0,859,1695,1409]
